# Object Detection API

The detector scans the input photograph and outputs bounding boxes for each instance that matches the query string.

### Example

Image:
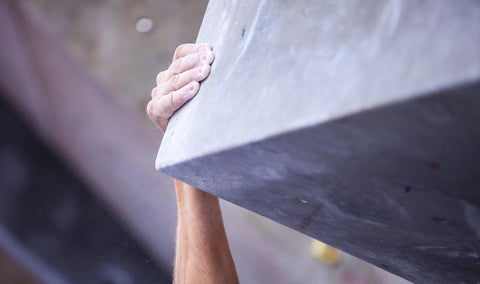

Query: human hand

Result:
[147,43,214,132]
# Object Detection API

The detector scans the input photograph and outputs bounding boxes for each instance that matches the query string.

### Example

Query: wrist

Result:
[174,179,221,220]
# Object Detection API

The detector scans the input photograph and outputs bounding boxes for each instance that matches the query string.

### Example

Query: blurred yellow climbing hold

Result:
[310,239,341,265]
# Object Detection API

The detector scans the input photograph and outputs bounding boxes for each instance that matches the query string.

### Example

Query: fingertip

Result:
[204,64,212,77]
[183,81,200,100]
[190,80,200,90]
[197,64,211,77]
[200,50,215,65]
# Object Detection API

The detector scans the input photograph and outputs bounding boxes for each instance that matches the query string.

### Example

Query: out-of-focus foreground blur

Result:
[0,0,413,283]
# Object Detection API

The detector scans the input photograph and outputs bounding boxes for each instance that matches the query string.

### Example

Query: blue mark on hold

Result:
[241,28,246,38]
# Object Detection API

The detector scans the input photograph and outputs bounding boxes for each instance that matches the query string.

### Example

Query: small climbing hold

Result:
[428,162,442,170]
[310,239,341,265]
[432,216,448,224]
[297,197,309,204]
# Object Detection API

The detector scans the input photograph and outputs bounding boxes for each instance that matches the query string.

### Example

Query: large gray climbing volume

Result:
[156,0,480,282]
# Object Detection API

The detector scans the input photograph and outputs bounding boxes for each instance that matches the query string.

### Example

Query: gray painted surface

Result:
[157,0,479,168]
[157,0,480,283]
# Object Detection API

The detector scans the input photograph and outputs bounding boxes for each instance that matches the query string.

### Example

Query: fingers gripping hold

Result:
[170,74,181,91]
[170,57,184,76]
[157,64,211,96]
[168,50,214,78]
[147,81,199,125]
[148,43,213,132]
[156,71,168,85]
[163,81,200,116]
[156,43,213,86]
[173,44,193,60]
[173,43,212,61]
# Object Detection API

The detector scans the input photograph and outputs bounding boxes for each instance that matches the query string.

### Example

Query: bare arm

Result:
[174,180,239,284]
[147,43,239,284]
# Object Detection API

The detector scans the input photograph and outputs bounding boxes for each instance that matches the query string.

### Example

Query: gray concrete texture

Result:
[158,0,480,283]
[0,0,411,283]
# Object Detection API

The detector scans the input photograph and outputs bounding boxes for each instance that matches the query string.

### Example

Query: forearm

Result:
[173,179,239,284]
[146,43,233,282]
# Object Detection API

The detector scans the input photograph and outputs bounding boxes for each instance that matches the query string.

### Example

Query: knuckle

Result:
[146,101,154,117]
[174,58,182,74]
[147,99,163,121]
[150,87,158,98]
[170,74,180,90]
[168,93,178,110]
[169,58,182,75]
[174,44,185,58]
[156,71,165,84]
